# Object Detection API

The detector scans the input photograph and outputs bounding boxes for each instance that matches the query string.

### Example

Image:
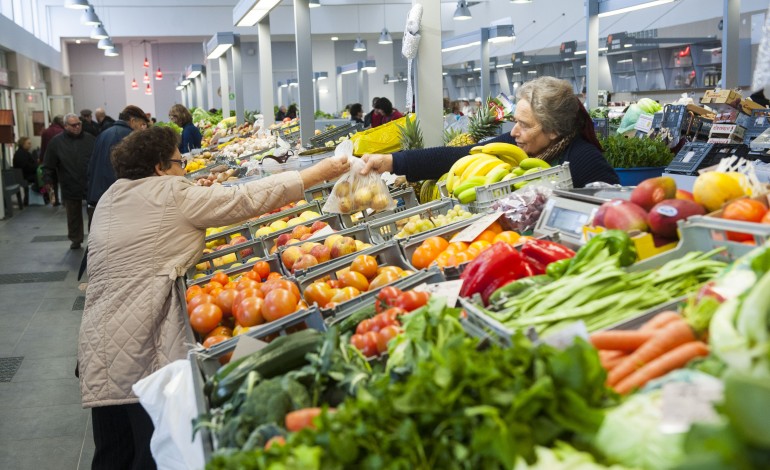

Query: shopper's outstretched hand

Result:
[360,154,394,175]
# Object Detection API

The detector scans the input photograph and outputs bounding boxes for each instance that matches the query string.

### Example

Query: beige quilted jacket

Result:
[78,172,304,408]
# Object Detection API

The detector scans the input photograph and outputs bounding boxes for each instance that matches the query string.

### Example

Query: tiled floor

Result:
[0,204,95,469]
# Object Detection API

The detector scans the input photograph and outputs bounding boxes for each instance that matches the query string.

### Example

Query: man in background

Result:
[94,108,115,133]
[44,113,96,249]
[40,115,65,206]
[80,109,100,136]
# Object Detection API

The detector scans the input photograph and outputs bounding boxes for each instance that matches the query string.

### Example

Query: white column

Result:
[586,0,600,109]
[480,28,491,100]
[722,0,740,88]
[414,0,442,147]
[232,37,245,125]
[258,19,274,123]
[294,0,315,145]
[219,56,231,119]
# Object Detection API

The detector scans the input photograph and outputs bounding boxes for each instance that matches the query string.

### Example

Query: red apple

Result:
[291,225,312,240]
[281,246,303,270]
[300,242,319,254]
[310,221,329,233]
[230,236,248,246]
[292,254,319,272]
[276,233,293,247]
[309,244,331,263]
[330,236,357,259]
[300,233,313,241]
[648,199,705,239]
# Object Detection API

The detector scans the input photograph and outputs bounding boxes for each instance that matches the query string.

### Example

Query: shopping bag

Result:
[351,115,411,156]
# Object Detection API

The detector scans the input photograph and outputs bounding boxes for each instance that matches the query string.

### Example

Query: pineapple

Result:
[444,128,475,147]
[467,100,502,143]
[397,114,424,150]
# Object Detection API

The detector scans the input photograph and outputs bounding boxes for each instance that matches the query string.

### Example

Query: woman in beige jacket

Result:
[78,126,349,469]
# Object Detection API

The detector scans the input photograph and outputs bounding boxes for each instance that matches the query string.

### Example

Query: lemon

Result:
[693,172,746,212]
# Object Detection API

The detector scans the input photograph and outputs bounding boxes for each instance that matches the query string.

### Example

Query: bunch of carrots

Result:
[590,311,710,395]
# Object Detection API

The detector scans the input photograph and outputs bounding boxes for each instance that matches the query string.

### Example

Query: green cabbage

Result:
[637,98,662,115]
[515,442,635,470]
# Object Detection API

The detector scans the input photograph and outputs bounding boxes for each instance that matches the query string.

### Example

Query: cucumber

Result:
[208,329,323,407]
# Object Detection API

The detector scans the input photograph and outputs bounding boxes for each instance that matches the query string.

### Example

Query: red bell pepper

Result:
[460,242,531,304]
[523,254,546,275]
[520,239,575,268]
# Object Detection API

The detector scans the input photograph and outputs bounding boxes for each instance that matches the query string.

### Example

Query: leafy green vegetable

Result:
[599,134,674,168]
[514,442,633,470]
[154,121,182,134]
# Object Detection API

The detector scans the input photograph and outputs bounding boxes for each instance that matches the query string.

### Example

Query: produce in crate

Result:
[719,198,769,241]
[191,165,240,186]
[266,220,332,254]
[195,236,258,272]
[280,235,372,273]
[393,204,473,239]
[253,208,322,238]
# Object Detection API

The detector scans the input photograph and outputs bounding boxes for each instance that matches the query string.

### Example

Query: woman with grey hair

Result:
[361,76,619,188]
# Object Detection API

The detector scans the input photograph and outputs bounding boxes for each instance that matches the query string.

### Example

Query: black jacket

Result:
[43,131,96,200]
[13,148,38,183]
[392,133,619,189]
[81,118,100,137]
[87,120,132,205]
[363,110,375,128]
[99,115,116,133]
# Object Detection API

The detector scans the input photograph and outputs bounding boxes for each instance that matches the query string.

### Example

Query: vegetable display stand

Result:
[328,267,446,327]
[259,213,343,256]
[277,224,375,278]
[631,216,770,272]
[295,240,417,318]
[604,298,684,331]
[187,255,283,286]
[243,200,324,239]
[338,187,419,228]
[303,180,337,201]
[458,296,524,348]
[187,239,268,278]
[583,225,677,262]
[468,163,573,214]
[366,198,459,244]
[614,166,666,186]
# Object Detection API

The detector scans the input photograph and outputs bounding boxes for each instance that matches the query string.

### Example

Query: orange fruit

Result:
[453,251,472,266]
[423,236,449,252]
[444,241,469,254]
[473,230,497,243]
[493,231,521,244]
[487,221,503,234]
[468,240,492,253]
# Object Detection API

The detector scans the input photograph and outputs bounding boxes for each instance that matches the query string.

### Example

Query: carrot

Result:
[590,330,654,351]
[607,319,695,386]
[639,311,681,331]
[285,407,335,432]
[614,341,709,394]
[599,350,628,370]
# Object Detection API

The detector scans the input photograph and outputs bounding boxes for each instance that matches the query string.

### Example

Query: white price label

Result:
[660,379,723,434]
[230,335,269,361]
[450,213,502,243]
[539,321,589,350]
[635,113,655,133]
[413,280,464,307]
[381,172,399,186]
[306,225,336,241]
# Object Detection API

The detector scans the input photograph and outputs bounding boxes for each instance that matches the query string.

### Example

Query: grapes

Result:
[393,205,473,239]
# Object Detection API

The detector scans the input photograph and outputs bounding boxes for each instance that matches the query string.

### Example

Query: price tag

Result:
[635,113,655,133]
[306,225,335,240]
[413,280,464,307]
[539,321,589,350]
[381,172,399,186]
[660,378,723,434]
[450,213,502,243]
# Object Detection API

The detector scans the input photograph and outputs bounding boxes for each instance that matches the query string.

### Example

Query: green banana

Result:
[469,146,485,154]
[485,164,511,184]
[502,172,517,181]
[457,187,478,204]
[446,154,477,192]
[524,167,544,175]
[514,181,530,190]
[452,176,486,196]
[519,158,551,170]
[512,167,526,176]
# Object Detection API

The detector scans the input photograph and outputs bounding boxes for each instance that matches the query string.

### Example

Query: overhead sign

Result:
[606,32,629,52]
[560,41,577,59]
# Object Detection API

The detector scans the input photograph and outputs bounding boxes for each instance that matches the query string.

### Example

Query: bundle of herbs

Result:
[599,134,674,169]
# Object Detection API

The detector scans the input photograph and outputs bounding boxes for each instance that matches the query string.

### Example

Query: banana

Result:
[457,187,478,204]
[446,171,457,193]
[452,176,487,197]
[462,158,504,182]
[512,167,526,176]
[459,154,499,181]
[501,172,517,181]
[469,146,485,154]
[446,154,477,193]
[485,164,511,185]
[519,158,551,170]
[481,142,528,165]
[524,167,545,175]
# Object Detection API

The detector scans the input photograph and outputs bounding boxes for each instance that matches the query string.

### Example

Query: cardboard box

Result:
[708,123,746,143]
[701,89,743,109]
[686,104,714,118]
[741,99,766,116]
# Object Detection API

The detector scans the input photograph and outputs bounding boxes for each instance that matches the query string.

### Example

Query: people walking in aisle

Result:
[372,97,403,127]
[43,113,96,249]
[94,108,115,133]
[286,104,298,119]
[349,103,364,124]
[168,104,202,154]
[13,137,37,207]
[364,96,379,128]
[275,105,287,121]
[41,115,65,206]
[80,109,100,136]
[86,105,149,224]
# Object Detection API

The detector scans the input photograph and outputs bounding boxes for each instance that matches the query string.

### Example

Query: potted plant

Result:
[599,135,675,186]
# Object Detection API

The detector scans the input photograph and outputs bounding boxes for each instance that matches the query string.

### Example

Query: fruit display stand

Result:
[276,225,375,278]
[187,239,269,278]
[398,215,483,262]
[295,240,419,318]
[187,255,284,287]
[468,163,573,214]
[244,201,324,239]
[337,186,420,228]
[204,223,256,247]
[308,122,361,149]
[258,213,343,256]
[366,198,460,244]
[304,181,337,202]
[582,225,677,261]
[188,306,326,461]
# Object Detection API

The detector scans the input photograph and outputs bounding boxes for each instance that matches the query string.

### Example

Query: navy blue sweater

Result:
[86,120,132,205]
[392,133,619,188]
[180,123,202,153]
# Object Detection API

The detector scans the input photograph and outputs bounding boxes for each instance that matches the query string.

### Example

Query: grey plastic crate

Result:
[187,238,268,278]
[604,298,684,331]
[304,180,338,201]
[295,240,416,316]
[203,223,253,246]
[338,187,420,228]
[399,215,484,266]
[468,163,573,214]
[276,225,375,278]
[243,200,323,239]
[187,255,284,286]
[366,199,460,244]
[260,213,343,256]
[458,296,518,348]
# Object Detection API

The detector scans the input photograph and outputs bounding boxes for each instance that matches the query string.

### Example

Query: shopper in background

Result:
[80,109,100,136]
[286,104,298,119]
[460,98,472,116]
[361,76,619,189]
[363,96,379,128]
[86,105,150,224]
[41,115,65,206]
[78,125,349,470]
[275,105,287,121]
[372,97,403,127]
[43,113,96,249]
[13,136,37,206]
[94,108,115,133]
[168,104,202,154]
[349,103,364,124]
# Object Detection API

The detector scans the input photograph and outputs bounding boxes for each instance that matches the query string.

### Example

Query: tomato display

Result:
[187,293,215,315]
[215,289,238,317]
[253,261,271,280]
[375,287,403,313]
[190,303,223,334]
[395,291,430,312]
[262,288,300,322]
[235,297,265,327]
[350,307,409,357]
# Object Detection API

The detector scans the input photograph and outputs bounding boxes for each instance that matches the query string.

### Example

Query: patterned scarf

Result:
[533,132,576,164]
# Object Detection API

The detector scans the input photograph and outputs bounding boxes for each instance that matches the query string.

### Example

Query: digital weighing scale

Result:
[533,188,634,247]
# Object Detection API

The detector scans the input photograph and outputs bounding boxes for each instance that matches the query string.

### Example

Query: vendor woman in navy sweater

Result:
[361,76,619,189]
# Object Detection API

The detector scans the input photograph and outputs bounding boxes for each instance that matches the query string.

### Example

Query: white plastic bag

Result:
[133,360,205,470]
[322,140,396,214]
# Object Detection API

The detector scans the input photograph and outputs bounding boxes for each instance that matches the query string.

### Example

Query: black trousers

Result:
[91,404,157,470]
[63,199,84,244]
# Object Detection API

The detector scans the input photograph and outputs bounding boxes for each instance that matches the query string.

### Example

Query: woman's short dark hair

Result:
[111,126,179,180]
[118,105,149,124]
[16,136,30,149]
[375,97,393,115]
[350,103,363,117]
[169,104,193,126]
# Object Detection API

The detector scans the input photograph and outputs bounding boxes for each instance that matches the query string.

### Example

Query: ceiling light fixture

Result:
[80,6,101,25]
[309,0,321,7]
[510,0,532,3]
[331,36,338,41]
[105,47,119,57]
[65,0,89,10]
[453,0,472,21]
[90,25,109,40]
[131,78,139,90]
[186,64,204,79]
[353,37,367,52]
[361,59,376,72]
[143,71,150,84]
[379,29,393,45]
[233,0,282,27]
[145,83,152,95]
[598,0,677,18]
[155,68,163,80]
[175,82,185,91]
[206,32,235,60]
[97,37,114,50]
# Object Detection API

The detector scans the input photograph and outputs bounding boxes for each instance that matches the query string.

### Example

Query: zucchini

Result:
[208,329,323,407]
[334,304,376,334]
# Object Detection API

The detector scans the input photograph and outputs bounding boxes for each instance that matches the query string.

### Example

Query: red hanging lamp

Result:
[131,78,139,90]
[143,56,150,68]
[143,71,150,84]
[145,83,152,95]
[155,67,163,80]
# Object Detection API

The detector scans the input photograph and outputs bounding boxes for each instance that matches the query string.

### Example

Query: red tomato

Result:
[206,326,233,338]
[285,408,326,432]
[215,289,238,317]
[233,288,261,316]
[261,279,301,301]
[185,285,203,302]
[350,334,366,351]
[211,272,230,286]
[375,332,390,354]
[243,270,261,282]
[723,199,769,241]
[379,325,401,344]
[303,282,334,307]
[375,286,403,313]
[202,335,230,349]
[362,331,380,357]
[265,436,285,450]
[203,281,224,294]
[395,291,430,312]
[356,318,373,335]
[253,261,271,280]
[267,272,282,280]
[236,278,260,291]
[190,303,223,334]
[262,288,299,322]
[235,297,265,327]
[187,293,214,315]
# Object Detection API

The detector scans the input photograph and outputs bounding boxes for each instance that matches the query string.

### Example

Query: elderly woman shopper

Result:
[78,126,349,469]
[168,104,202,153]
[361,76,618,188]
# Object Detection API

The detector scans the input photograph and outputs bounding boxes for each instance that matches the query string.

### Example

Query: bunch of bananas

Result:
[445,143,550,204]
